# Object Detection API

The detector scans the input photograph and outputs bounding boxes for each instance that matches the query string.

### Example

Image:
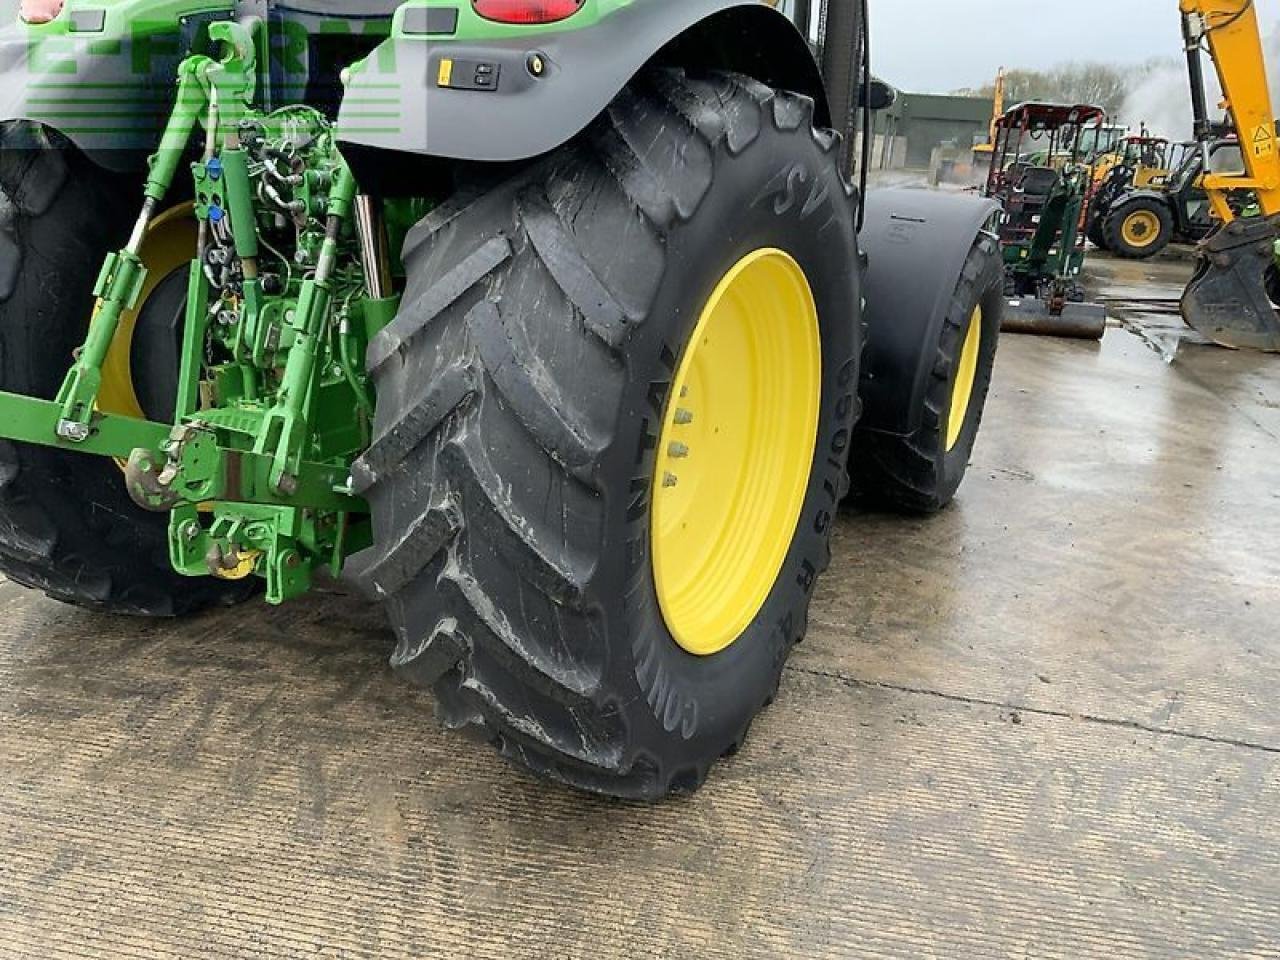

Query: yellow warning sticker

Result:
[437,58,454,88]
[1253,124,1274,159]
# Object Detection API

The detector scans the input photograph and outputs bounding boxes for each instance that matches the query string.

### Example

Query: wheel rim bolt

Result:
[668,442,689,459]
[674,408,694,425]
[663,472,679,488]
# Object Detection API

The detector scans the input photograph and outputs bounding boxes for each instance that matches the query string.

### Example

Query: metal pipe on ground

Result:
[1002,299,1108,339]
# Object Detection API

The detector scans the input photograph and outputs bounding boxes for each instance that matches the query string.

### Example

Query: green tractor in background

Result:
[0,0,1002,798]
[983,102,1108,337]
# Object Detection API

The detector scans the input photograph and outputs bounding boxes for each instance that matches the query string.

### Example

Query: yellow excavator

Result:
[930,68,1004,187]
[972,67,1006,169]
[1179,0,1280,351]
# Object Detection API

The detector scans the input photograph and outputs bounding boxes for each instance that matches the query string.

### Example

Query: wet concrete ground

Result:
[1084,247,1217,360]
[2,253,1279,958]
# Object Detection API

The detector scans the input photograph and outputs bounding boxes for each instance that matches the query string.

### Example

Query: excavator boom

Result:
[1179,0,1280,351]
[1182,0,1280,217]
[989,68,1006,146]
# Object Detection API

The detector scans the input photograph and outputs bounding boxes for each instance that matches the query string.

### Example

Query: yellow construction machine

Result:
[972,68,1006,165]
[1179,0,1280,351]
[930,68,1005,187]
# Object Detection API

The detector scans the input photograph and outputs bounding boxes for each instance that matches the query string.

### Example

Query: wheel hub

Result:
[1122,210,1160,248]
[650,248,821,657]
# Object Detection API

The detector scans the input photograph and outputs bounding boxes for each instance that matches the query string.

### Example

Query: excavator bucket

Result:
[1182,217,1280,353]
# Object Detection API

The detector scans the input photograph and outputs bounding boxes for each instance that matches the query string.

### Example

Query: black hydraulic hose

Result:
[1182,11,1214,147]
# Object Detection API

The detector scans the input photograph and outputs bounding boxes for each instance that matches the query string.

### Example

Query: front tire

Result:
[352,69,861,799]
[849,233,1003,514]
[1104,197,1173,259]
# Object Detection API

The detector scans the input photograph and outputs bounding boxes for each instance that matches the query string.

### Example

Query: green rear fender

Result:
[0,0,234,169]
[336,0,828,166]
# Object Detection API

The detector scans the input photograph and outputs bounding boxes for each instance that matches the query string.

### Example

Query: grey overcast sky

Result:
[871,0,1280,93]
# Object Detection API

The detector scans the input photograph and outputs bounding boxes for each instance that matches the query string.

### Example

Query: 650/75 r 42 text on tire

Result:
[351,68,862,799]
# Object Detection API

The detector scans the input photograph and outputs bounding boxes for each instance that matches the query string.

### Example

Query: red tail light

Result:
[472,0,584,25]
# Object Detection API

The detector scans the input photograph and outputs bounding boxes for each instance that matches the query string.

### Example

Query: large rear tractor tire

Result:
[352,69,861,799]
[1104,196,1173,260]
[0,121,254,615]
[849,232,1003,514]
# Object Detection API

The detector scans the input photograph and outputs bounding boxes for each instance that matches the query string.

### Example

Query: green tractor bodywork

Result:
[983,102,1108,337]
[0,0,1004,796]
[0,0,837,604]
[3,4,547,603]
[998,168,1090,278]
[3,16,382,602]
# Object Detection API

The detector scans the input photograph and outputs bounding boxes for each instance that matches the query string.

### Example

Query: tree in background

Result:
[956,63,1130,118]
[956,17,1279,141]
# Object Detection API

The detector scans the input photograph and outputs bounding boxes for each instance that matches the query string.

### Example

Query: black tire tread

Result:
[850,232,1003,514]
[1086,206,1111,250]
[355,69,844,798]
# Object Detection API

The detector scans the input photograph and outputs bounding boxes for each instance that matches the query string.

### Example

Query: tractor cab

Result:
[1167,137,1245,233]
[984,102,1108,335]
[1095,135,1174,190]
[1129,136,1175,188]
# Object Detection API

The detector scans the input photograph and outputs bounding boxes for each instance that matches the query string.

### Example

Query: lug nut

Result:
[663,472,679,488]
[674,408,694,425]
[668,442,689,459]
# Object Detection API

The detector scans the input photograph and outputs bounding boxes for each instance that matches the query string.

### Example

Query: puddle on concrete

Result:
[1086,250,1215,362]
[1114,310,1214,363]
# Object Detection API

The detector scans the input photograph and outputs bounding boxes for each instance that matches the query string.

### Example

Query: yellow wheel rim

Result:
[97,202,197,419]
[1120,209,1161,249]
[947,305,982,452]
[650,248,821,657]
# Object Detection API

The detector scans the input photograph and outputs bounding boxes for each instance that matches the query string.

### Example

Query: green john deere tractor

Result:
[0,0,1002,798]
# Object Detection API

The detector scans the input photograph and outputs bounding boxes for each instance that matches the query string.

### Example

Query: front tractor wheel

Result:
[850,232,1004,514]
[352,69,861,799]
